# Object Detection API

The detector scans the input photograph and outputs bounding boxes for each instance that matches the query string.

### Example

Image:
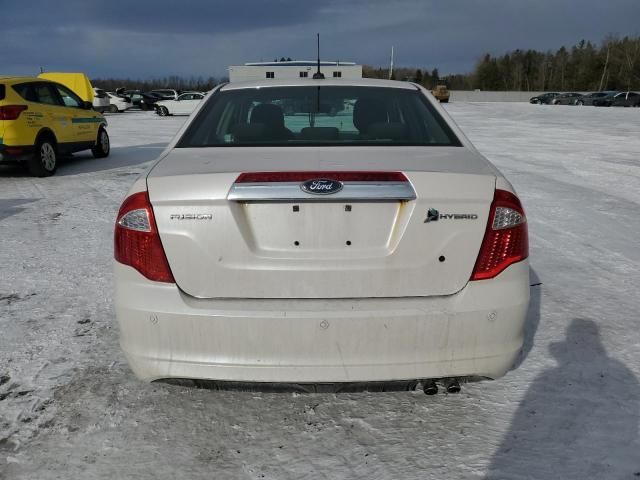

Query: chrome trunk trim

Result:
[227,182,416,202]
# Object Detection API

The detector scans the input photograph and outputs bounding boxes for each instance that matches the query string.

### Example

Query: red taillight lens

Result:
[471,189,529,281]
[0,105,28,120]
[114,191,175,283]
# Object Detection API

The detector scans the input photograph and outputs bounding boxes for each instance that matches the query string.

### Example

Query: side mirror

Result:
[82,101,93,110]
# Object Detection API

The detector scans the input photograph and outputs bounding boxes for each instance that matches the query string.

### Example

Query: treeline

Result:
[364,36,640,91]
[91,75,225,92]
[363,65,443,87]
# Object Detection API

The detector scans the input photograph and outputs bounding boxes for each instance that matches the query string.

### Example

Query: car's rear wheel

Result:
[28,137,57,177]
[109,104,118,113]
[92,127,110,158]
[158,106,169,116]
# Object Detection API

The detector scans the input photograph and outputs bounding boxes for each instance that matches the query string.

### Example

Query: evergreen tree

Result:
[431,68,440,85]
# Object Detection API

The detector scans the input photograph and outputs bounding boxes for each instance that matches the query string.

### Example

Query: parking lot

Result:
[1,103,639,479]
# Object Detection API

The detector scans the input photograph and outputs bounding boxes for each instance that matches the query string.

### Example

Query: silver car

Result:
[114,78,530,392]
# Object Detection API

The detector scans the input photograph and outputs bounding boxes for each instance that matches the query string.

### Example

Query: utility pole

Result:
[598,46,610,92]
[389,46,394,80]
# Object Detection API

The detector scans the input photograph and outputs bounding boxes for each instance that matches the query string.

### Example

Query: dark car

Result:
[123,89,144,108]
[592,91,622,107]
[139,92,164,111]
[551,92,583,105]
[611,91,640,107]
[576,92,608,106]
[530,92,560,104]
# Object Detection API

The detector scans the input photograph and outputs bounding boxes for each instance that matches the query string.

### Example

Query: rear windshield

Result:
[177,86,461,147]
[0,84,5,101]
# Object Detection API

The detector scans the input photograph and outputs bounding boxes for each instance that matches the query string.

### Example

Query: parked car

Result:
[431,85,450,103]
[106,92,133,112]
[150,89,179,100]
[123,90,144,108]
[611,91,640,107]
[592,91,621,107]
[155,92,205,116]
[529,92,560,104]
[114,78,530,392]
[551,92,582,105]
[0,76,109,176]
[576,92,610,106]
[92,88,110,113]
[139,92,164,111]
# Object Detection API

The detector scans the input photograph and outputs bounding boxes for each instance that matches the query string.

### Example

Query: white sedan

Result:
[155,92,205,116]
[114,78,530,393]
[106,92,133,112]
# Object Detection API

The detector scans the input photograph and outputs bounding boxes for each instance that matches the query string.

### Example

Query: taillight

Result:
[114,191,175,283]
[471,189,529,281]
[235,171,408,183]
[0,105,28,120]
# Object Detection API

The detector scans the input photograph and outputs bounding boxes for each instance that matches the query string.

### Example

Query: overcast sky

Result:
[2,0,639,79]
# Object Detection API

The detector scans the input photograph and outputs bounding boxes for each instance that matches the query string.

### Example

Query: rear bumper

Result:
[115,261,530,383]
[0,144,33,163]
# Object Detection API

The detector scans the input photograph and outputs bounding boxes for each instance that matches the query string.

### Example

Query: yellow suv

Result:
[0,76,109,176]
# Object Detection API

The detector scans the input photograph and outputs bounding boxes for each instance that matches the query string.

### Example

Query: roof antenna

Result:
[313,33,325,79]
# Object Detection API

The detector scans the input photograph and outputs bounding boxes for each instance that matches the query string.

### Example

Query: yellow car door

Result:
[51,83,99,144]
[32,82,74,144]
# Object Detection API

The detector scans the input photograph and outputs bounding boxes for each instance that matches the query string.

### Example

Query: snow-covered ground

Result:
[1,104,639,479]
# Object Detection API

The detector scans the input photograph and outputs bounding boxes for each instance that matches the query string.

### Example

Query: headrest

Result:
[353,98,388,133]
[250,103,285,128]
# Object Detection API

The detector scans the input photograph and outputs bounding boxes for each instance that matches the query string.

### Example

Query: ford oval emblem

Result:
[300,179,344,195]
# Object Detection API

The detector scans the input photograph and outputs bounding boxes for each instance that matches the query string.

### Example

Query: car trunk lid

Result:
[148,147,497,299]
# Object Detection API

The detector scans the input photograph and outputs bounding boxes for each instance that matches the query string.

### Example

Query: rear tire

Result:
[108,104,118,113]
[91,127,110,158]
[28,136,57,177]
[158,106,169,116]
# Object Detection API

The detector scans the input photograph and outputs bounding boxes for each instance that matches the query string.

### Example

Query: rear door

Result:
[174,94,200,114]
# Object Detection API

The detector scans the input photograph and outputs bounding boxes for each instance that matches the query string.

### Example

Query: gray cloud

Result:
[2,0,639,78]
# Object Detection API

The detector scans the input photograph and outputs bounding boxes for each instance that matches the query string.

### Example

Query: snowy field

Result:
[1,104,639,479]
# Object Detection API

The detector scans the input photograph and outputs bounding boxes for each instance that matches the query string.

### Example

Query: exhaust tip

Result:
[423,380,438,395]
[444,378,461,394]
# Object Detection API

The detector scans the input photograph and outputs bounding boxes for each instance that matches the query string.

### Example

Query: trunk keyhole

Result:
[294,241,300,246]
[346,240,352,246]
[439,255,446,262]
